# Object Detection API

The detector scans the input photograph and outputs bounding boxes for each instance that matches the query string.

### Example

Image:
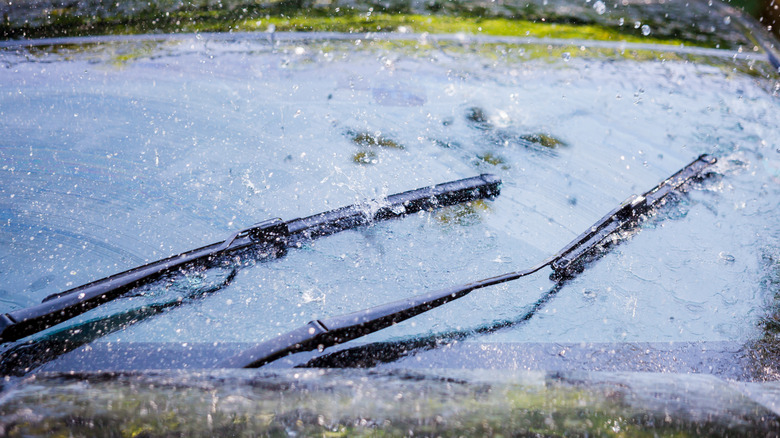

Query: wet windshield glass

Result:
[0,0,779,381]
[3,31,779,378]
[3,0,780,435]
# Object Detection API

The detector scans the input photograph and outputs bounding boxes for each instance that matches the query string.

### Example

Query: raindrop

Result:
[593,1,606,14]
[493,255,513,263]
[641,25,651,36]
[634,21,642,29]
[444,83,456,96]
[719,252,736,263]
[562,52,571,62]
[618,17,625,26]
[724,16,731,25]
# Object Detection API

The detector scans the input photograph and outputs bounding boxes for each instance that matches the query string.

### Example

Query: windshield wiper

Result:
[0,174,501,345]
[220,154,717,369]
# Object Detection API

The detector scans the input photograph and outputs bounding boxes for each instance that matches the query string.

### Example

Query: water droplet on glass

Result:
[583,290,597,301]
[724,16,731,25]
[562,52,571,62]
[618,17,625,26]
[444,83,456,96]
[593,1,606,15]
[493,255,513,263]
[719,252,736,263]
[634,21,642,29]
[641,25,651,36]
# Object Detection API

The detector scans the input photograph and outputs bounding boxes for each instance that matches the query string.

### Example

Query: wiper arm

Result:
[220,154,717,369]
[0,174,501,344]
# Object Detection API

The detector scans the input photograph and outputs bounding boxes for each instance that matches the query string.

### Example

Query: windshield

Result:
[1,24,778,377]
[2,0,780,435]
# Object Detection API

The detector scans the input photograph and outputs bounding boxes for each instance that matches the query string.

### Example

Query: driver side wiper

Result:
[220,154,717,369]
[0,174,501,345]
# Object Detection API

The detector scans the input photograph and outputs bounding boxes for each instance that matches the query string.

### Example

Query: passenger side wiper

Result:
[220,154,717,369]
[0,174,501,344]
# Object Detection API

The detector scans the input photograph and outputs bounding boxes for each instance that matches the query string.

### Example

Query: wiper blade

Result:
[221,154,717,369]
[0,174,501,344]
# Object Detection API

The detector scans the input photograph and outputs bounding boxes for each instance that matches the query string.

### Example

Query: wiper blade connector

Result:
[222,154,717,369]
[0,174,501,345]
[550,153,716,278]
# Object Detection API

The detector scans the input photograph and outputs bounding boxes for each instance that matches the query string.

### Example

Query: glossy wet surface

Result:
[1,0,763,51]
[2,369,779,437]
[0,32,779,378]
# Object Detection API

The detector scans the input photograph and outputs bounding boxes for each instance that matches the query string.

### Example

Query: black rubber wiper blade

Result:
[221,154,716,369]
[549,153,717,279]
[0,174,501,345]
